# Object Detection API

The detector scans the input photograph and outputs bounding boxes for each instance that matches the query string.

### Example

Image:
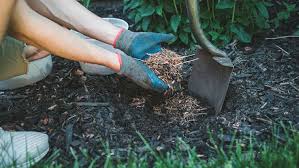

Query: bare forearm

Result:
[0,0,16,42]
[26,0,121,45]
[10,0,120,71]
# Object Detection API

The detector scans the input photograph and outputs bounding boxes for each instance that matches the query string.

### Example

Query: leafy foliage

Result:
[124,0,298,46]
[81,0,91,8]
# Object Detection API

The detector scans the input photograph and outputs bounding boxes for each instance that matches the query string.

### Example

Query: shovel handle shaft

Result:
[186,0,227,57]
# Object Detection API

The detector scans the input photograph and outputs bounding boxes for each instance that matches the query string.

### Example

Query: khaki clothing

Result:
[0,36,27,80]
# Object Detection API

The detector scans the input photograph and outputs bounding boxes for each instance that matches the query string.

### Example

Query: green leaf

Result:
[256,2,269,18]
[82,0,91,8]
[293,29,299,36]
[170,15,181,32]
[277,11,289,20]
[124,0,142,11]
[139,5,155,17]
[179,32,189,45]
[219,34,232,44]
[216,0,234,9]
[127,11,137,20]
[142,17,151,31]
[201,21,209,29]
[131,0,142,9]
[256,17,267,29]
[208,31,220,41]
[156,5,163,16]
[124,0,130,5]
[283,2,296,12]
[135,13,143,23]
[255,17,270,29]
[183,26,191,33]
[210,20,221,30]
[230,24,251,43]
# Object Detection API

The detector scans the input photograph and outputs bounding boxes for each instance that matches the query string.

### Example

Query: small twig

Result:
[175,58,199,66]
[227,50,235,56]
[265,85,285,94]
[72,102,110,107]
[175,54,196,59]
[252,59,267,72]
[256,117,273,125]
[265,35,299,40]
[274,44,289,55]
[195,107,208,112]
[83,84,89,93]
[260,102,267,109]
[61,128,81,139]
[290,84,299,92]
[226,39,238,49]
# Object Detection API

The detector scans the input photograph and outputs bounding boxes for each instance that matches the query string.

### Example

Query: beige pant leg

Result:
[0,36,27,80]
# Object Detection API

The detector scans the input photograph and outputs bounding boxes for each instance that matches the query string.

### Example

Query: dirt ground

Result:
[0,5,298,164]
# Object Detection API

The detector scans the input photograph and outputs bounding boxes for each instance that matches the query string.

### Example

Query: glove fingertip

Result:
[159,33,176,42]
[152,78,169,93]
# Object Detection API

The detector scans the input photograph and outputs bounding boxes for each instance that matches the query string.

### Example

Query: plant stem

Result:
[231,0,236,23]
[172,0,179,15]
[179,3,183,14]
[207,0,212,27]
[212,0,215,19]
[162,11,169,25]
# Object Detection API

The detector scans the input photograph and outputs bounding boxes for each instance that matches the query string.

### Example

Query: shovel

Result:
[186,0,234,114]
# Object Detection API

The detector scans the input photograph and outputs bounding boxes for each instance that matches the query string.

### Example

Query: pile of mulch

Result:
[145,49,185,90]
[143,49,207,117]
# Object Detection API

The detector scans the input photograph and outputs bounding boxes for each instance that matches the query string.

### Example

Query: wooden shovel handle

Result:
[186,0,227,57]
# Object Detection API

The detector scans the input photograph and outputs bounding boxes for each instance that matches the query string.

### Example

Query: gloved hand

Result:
[113,29,175,60]
[117,53,169,93]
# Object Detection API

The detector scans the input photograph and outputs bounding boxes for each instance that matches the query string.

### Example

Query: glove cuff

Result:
[116,53,126,75]
[114,30,137,54]
[113,28,125,48]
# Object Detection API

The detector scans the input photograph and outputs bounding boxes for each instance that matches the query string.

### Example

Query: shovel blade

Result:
[188,49,233,114]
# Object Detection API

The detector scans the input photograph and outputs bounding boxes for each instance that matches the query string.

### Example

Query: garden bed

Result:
[0,5,298,165]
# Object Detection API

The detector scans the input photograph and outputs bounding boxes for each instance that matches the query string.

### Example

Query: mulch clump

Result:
[145,49,184,91]
[144,49,206,115]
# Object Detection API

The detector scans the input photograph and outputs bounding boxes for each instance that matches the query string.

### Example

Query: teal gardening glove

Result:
[113,29,175,60]
[117,53,169,93]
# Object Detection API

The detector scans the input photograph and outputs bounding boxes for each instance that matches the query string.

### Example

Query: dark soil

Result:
[0,5,298,165]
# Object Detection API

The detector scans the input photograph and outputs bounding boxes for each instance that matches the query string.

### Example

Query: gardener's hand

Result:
[114,29,175,60]
[117,53,169,93]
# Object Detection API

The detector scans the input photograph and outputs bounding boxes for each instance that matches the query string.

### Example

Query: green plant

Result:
[124,0,297,46]
[124,0,192,45]
[81,0,91,8]
[271,2,297,28]
[36,123,299,168]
